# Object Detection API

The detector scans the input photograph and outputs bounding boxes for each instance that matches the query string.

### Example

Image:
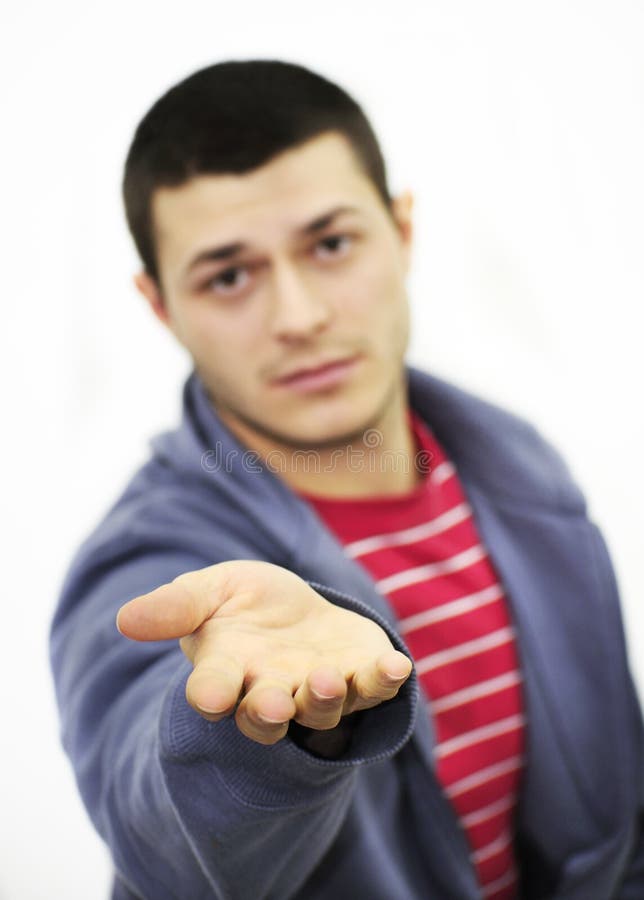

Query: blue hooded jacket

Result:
[50,365,644,899]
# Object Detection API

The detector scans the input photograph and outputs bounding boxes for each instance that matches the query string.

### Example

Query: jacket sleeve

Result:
[49,517,418,900]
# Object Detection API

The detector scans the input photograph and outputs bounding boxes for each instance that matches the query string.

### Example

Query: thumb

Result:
[116,564,231,641]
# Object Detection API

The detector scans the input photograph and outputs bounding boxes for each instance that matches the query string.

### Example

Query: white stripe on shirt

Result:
[399,583,504,634]
[416,626,515,675]
[446,756,524,799]
[472,829,512,864]
[344,501,472,559]
[461,793,516,829]
[435,714,525,760]
[430,460,456,485]
[376,543,486,595]
[481,868,518,898]
[430,671,522,714]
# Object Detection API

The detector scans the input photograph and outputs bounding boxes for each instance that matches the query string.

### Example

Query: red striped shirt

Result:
[300,411,526,899]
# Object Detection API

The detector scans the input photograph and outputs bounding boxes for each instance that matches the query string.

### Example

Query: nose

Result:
[268,260,333,342]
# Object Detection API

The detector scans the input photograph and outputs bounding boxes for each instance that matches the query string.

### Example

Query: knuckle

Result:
[295,689,345,729]
[234,708,255,738]
[377,673,402,694]
[379,680,404,701]
[297,707,343,730]
[237,709,287,745]
[357,686,384,704]
[358,673,400,703]
[179,634,196,660]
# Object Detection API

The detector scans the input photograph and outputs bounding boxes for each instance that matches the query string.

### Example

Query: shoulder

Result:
[406,365,587,513]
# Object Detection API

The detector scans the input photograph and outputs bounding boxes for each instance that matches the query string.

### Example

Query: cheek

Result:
[182,305,263,360]
[341,253,408,331]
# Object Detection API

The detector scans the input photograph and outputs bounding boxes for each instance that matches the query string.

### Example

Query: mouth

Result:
[270,354,362,393]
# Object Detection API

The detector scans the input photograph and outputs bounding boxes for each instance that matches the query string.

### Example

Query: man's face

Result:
[135,131,413,450]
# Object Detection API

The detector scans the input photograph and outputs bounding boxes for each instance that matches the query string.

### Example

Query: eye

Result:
[314,233,353,260]
[204,266,251,295]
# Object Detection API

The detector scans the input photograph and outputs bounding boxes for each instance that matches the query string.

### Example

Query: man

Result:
[50,59,644,899]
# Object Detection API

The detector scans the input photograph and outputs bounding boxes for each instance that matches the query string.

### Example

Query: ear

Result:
[133,271,173,330]
[390,190,414,272]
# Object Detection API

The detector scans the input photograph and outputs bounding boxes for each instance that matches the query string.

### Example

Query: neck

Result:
[215,379,422,499]
[294,390,421,498]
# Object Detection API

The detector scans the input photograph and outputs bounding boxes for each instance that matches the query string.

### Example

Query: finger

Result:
[293,666,347,730]
[116,563,234,641]
[346,650,412,713]
[236,681,297,745]
[186,649,245,721]
[235,707,291,746]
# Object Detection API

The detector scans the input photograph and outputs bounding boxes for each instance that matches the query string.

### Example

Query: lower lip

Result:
[272,356,361,394]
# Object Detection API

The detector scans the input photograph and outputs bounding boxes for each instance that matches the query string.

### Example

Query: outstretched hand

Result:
[116,560,412,745]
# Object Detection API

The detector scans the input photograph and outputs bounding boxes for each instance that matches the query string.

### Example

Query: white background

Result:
[1,2,642,897]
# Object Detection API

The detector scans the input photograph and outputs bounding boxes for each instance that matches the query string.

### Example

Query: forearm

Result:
[52,551,417,899]
[156,580,417,898]
[98,653,358,900]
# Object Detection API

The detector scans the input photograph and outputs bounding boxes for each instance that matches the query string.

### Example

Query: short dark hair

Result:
[122,59,393,284]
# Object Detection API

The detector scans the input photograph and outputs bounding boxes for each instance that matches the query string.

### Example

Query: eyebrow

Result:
[182,204,361,277]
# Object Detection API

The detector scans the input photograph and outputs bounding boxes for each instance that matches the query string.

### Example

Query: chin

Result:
[286,404,383,450]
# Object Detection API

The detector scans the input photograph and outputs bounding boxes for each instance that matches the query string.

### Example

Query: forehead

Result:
[151,132,383,264]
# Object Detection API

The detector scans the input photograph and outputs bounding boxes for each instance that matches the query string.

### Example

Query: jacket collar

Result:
[170,363,587,514]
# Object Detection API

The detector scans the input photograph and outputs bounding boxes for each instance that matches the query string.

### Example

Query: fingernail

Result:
[197,704,227,715]
[384,671,408,681]
[257,713,288,725]
[311,688,337,701]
